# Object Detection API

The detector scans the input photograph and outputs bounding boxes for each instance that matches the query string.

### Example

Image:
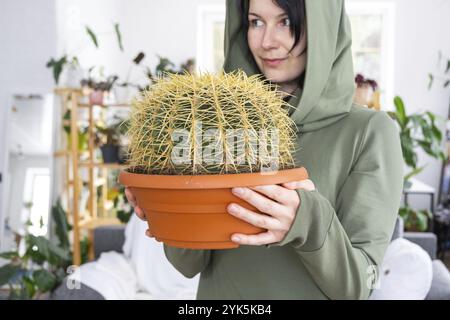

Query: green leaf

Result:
[86,26,99,48]
[415,210,429,232]
[26,235,71,267]
[404,166,425,183]
[133,52,145,65]
[0,264,22,287]
[114,23,124,52]
[425,111,436,123]
[46,56,68,84]
[52,200,71,251]
[0,251,19,260]
[22,276,36,299]
[428,74,434,90]
[444,80,450,88]
[33,269,57,292]
[431,125,442,142]
[394,96,407,128]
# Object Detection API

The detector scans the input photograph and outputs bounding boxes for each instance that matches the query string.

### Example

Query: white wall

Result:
[56,0,225,86]
[0,0,57,249]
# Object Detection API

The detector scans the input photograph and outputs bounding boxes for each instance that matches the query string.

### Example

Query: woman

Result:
[126,0,403,299]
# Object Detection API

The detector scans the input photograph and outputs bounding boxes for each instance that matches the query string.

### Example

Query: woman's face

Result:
[247,0,307,91]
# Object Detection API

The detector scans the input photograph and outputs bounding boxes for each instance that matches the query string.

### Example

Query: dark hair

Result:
[241,0,307,53]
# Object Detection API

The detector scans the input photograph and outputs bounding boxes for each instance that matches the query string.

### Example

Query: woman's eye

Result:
[282,18,291,27]
[249,19,264,28]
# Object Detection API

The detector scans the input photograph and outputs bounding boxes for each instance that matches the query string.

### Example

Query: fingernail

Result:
[228,204,238,213]
[232,235,240,242]
[232,188,244,196]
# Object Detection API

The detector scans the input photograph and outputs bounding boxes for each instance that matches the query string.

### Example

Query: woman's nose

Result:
[261,27,278,50]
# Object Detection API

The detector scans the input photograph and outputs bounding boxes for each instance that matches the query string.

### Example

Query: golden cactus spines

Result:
[126,70,298,175]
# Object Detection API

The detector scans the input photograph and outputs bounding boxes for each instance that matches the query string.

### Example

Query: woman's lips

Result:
[262,58,286,67]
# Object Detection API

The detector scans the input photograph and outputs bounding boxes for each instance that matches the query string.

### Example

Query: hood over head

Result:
[223,0,355,132]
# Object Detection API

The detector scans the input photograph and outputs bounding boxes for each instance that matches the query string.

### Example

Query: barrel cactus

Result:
[126,71,298,175]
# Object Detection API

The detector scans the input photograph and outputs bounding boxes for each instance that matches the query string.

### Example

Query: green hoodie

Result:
[164,0,403,299]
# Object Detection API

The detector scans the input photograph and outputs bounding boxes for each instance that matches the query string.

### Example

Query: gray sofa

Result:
[51,218,450,300]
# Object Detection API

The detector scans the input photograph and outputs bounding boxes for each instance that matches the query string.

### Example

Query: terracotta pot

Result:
[119,167,308,249]
[89,90,105,105]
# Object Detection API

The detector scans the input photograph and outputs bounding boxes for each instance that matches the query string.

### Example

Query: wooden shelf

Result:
[78,103,131,108]
[53,86,130,265]
[78,217,123,230]
[79,162,129,170]
[54,150,69,157]
[54,87,83,95]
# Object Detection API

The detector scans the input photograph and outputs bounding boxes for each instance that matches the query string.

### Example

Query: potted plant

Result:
[81,72,119,106]
[389,96,447,231]
[354,73,380,110]
[119,71,308,249]
[113,52,146,104]
[0,201,89,299]
[96,116,129,164]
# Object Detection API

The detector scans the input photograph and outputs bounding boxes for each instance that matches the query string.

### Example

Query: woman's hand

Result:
[124,187,154,238]
[227,179,316,246]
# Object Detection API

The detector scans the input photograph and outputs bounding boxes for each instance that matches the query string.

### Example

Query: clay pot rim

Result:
[119,167,308,190]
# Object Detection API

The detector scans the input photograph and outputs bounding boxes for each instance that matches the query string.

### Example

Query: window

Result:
[196,4,226,73]
[197,1,395,107]
[346,1,396,108]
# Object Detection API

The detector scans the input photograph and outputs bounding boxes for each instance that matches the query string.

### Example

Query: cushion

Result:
[369,238,433,300]
[122,215,199,299]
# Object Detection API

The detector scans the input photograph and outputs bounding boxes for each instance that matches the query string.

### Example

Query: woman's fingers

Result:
[125,187,147,221]
[231,187,286,218]
[135,206,146,221]
[145,229,155,239]
[227,203,282,230]
[249,184,297,206]
[282,179,316,191]
[125,187,137,206]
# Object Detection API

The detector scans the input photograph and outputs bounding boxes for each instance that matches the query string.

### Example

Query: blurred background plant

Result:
[389,96,447,231]
[0,201,89,299]
[428,51,450,90]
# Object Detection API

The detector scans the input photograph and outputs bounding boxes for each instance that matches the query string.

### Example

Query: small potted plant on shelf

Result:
[119,71,308,249]
[96,116,129,164]
[354,73,380,110]
[81,68,119,106]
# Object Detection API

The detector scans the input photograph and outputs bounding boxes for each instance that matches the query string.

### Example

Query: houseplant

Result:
[96,116,129,164]
[354,73,380,110]
[119,71,308,249]
[81,71,119,105]
[388,96,447,231]
[0,201,89,299]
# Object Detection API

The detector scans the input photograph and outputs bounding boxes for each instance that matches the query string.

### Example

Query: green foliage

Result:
[388,96,447,186]
[46,56,68,85]
[0,200,89,299]
[388,96,447,232]
[114,23,124,52]
[47,23,125,86]
[85,26,99,48]
[399,207,432,232]
[428,51,450,90]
